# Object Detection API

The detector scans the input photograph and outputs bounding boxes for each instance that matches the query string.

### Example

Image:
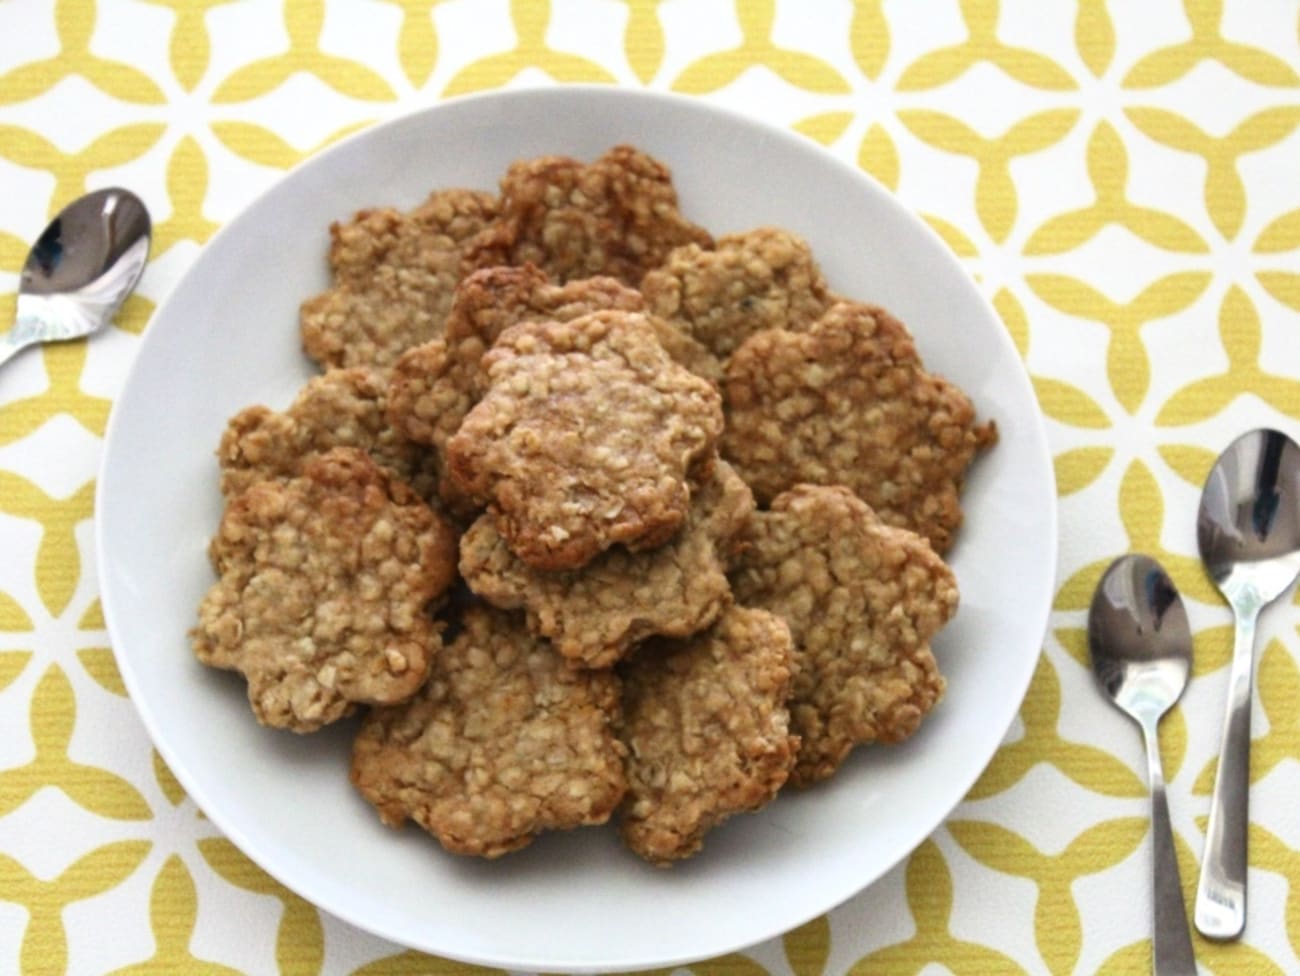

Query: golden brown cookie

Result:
[464,145,712,286]
[618,605,799,865]
[218,367,439,504]
[193,448,458,733]
[645,315,724,385]
[386,266,645,455]
[300,188,498,369]
[386,266,724,517]
[730,485,957,786]
[722,300,996,554]
[446,310,724,570]
[641,227,832,360]
[350,603,627,858]
[459,459,753,668]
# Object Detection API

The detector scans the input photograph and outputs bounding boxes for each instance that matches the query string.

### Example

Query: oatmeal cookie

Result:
[218,367,439,503]
[730,485,958,786]
[641,227,832,360]
[446,265,647,366]
[387,265,646,454]
[193,448,458,733]
[722,301,996,554]
[387,266,710,515]
[447,310,725,570]
[300,188,498,369]
[646,315,723,385]
[460,460,753,668]
[618,605,798,865]
[383,338,459,458]
[350,603,627,857]
[464,145,712,286]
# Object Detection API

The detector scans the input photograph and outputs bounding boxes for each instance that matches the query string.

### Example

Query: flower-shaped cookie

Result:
[641,226,832,359]
[219,366,439,503]
[731,485,958,786]
[350,604,627,857]
[459,459,753,668]
[300,188,498,369]
[193,448,457,732]
[723,300,996,553]
[447,310,724,570]
[464,145,712,286]
[618,605,799,865]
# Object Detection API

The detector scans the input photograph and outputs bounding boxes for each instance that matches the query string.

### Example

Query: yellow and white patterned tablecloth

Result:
[2,1,1300,973]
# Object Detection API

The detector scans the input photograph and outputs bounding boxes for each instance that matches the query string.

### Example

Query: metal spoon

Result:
[1194,427,1300,940]
[1,188,152,368]
[1088,554,1197,976]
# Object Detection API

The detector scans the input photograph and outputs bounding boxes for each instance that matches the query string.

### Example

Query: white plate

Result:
[98,87,1056,973]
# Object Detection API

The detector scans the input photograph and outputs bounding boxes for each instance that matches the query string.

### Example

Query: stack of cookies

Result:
[192,146,995,866]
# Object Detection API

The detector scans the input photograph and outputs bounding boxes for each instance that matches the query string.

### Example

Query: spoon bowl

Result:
[1197,428,1300,606]
[1090,557,1191,719]
[1194,428,1300,941]
[1088,554,1197,976]
[2,188,152,367]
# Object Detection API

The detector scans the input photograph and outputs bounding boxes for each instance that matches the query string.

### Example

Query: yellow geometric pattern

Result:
[1122,0,1300,89]
[443,0,615,96]
[211,120,369,172]
[0,841,152,974]
[0,472,96,617]
[1026,271,1211,413]
[388,1,444,89]
[3,0,1300,973]
[196,839,325,976]
[0,343,112,447]
[105,856,242,976]
[0,122,164,218]
[1157,287,1300,426]
[671,0,850,95]
[1124,106,1300,239]
[1022,122,1208,256]
[211,0,395,103]
[966,651,1148,802]
[948,817,1147,975]
[151,137,222,258]
[138,0,241,93]
[0,665,151,820]
[0,0,163,105]
[896,0,1075,92]
[844,841,1026,974]
[898,109,1079,242]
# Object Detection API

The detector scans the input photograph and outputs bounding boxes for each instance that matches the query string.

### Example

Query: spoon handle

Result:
[1194,603,1257,941]
[1143,718,1198,975]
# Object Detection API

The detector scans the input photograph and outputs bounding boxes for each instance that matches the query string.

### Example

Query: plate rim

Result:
[95,84,1058,973]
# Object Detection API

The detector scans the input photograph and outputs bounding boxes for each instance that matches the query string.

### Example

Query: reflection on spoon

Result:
[1088,554,1197,976]
[1194,428,1300,941]
[1,188,152,368]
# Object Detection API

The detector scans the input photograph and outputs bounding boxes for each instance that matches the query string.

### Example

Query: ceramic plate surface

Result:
[98,87,1056,973]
